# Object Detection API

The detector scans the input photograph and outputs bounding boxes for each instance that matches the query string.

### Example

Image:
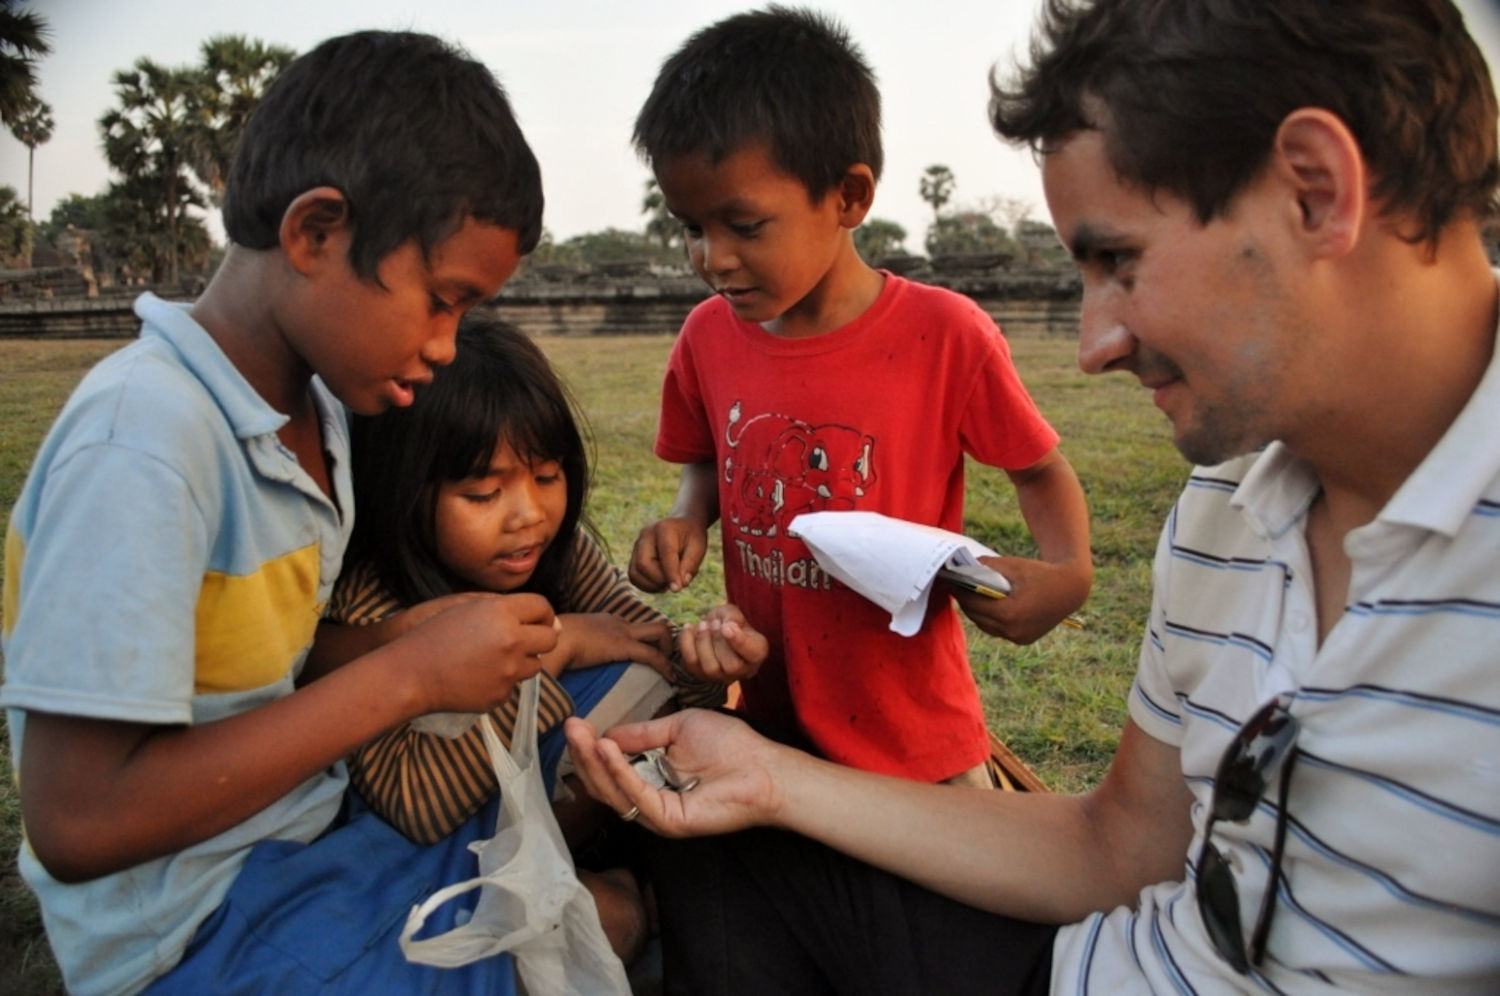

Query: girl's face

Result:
[432,437,568,593]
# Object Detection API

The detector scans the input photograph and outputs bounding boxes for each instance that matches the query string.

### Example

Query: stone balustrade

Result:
[0,264,1082,340]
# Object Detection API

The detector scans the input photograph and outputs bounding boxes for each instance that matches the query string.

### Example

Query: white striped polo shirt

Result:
[1053,314,1500,992]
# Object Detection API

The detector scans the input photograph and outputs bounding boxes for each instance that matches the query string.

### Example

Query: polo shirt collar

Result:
[1230,444,1318,541]
[133,292,289,440]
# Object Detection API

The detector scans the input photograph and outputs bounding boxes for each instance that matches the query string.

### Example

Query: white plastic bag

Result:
[408,709,480,738]
[398,675,631,994]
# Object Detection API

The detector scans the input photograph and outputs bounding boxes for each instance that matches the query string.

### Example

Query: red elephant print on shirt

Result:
[722,400,877,537]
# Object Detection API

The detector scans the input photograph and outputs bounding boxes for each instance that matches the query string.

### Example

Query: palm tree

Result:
[186,35,295,204]
[95,175,209,285]
[10,93,51,220]
[919,164,955,223]
[100,58,198,285]
[641,177,681,252]
[0,183,28,266]
[0,0,49,127]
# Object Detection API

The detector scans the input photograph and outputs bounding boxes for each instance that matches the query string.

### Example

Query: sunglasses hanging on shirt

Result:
[1194,693,1300,973]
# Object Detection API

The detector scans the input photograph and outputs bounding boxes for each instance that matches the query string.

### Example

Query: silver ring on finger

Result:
[621,805,640,823]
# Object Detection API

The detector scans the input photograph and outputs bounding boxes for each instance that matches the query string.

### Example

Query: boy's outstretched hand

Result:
[629,515,709,593]
[677,603,769,683]
[948,555,1090,645]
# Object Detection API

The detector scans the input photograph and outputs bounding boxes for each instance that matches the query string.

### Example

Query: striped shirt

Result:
[327,531,723,844]
[1052,319,1500,993]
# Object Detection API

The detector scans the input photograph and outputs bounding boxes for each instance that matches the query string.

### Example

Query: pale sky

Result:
[0,0,1051,250]
[4,0,1500,251]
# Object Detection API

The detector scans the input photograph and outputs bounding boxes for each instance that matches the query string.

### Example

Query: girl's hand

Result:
[551,613,675,681]
[563,709,786,838]
[677,603,769,683]
[950,555,1089,644]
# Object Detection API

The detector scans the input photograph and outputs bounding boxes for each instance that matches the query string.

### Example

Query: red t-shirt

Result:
[656,274,1059,780]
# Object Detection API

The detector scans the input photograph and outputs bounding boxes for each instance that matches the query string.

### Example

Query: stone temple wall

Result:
[0,266,1082,340]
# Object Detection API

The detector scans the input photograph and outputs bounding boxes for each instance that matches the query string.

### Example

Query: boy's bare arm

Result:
[629,461,719,592]
[19,594,558,883]
[958,448,1093,644]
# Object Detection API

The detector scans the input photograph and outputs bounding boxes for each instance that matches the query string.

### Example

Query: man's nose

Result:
[1076,286,1135,374]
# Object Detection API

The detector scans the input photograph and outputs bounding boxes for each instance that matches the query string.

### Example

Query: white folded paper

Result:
[788,510,1009,636]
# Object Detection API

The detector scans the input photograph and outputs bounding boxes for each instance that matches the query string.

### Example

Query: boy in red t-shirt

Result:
[629,7,1093,785]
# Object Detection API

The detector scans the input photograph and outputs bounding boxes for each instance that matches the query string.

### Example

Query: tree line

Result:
[3,1,294,286]
[1,2,1066,290]
[531,167,1066,273]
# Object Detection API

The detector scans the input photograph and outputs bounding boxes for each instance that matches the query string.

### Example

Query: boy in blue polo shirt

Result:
[1,31,552,994]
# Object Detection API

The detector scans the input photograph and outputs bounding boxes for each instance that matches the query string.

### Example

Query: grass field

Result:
[0,329,1186,993]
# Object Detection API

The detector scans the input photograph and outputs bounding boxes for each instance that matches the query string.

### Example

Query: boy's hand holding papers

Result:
[788,511,1082,636]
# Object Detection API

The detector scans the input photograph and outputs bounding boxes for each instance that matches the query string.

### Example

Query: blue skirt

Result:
[146,663,631,995]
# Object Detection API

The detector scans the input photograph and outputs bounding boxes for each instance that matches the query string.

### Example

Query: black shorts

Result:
[647,824,1057,996]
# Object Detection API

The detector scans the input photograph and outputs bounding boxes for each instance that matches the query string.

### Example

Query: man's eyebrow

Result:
[1067,223,1126,260]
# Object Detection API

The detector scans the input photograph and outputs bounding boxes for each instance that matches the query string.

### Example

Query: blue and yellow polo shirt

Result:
[1,293,352,995]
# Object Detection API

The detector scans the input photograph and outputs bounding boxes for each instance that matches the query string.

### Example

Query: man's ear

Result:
[1272,108,1368,259]
[279,187,352,275]
[836,164,877,229]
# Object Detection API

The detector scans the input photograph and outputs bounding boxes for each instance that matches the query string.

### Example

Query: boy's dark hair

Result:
[634,5,882,198]
[990,0,1499,243]
[346,314,592,608]
[223,30,544,278]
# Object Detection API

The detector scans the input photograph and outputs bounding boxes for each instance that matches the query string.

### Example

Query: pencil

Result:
[940,572,1086,630]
